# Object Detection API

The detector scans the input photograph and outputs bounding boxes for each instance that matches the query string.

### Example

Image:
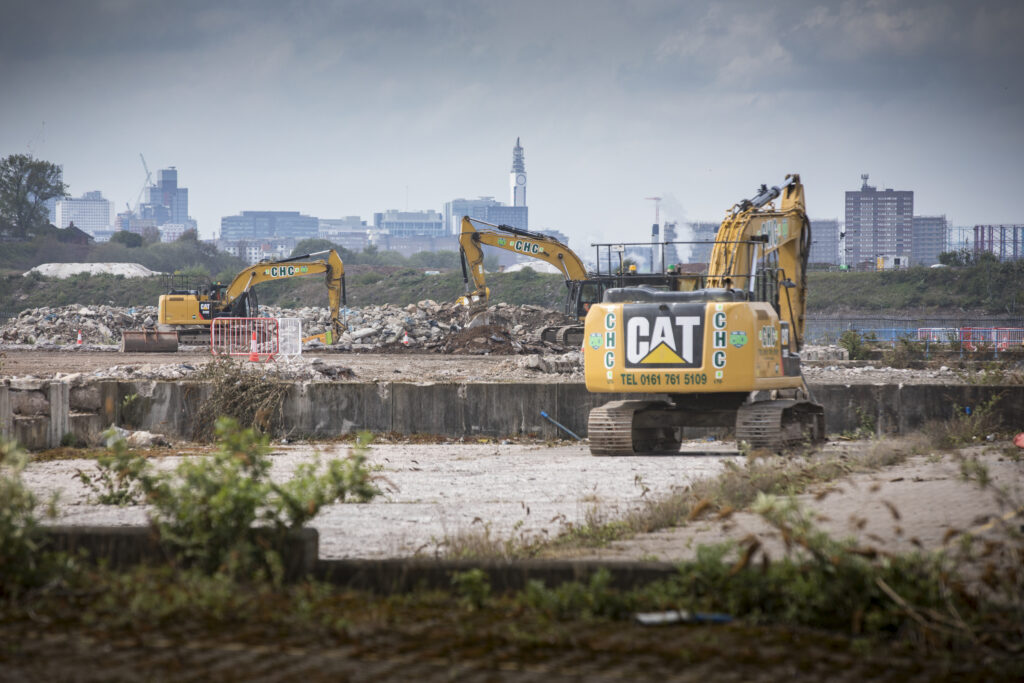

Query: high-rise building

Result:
[220,211,319,242]
[55,191,113,235]
[912,215,948,266]
[373,210,444,237]
[138,167,190,227]
[809,219,841,265]
[844,174,913,271]
[973,225,1024,261]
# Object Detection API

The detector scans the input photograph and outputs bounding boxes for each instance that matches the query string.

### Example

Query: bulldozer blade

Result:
[120,330,179,353]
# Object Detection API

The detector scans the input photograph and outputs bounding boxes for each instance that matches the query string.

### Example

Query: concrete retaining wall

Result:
[3,379,1023,448]
[40,525,679,592]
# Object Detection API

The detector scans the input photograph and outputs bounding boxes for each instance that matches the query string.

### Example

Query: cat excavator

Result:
[582,174,824,455]
[121,250,346,352]
[457,216,699,344]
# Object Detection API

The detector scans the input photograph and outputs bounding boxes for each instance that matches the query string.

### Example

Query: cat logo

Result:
[624,304,704,368]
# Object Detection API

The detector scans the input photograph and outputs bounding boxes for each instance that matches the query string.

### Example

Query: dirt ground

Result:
[22,439,1023,562]
[0,348,985,384]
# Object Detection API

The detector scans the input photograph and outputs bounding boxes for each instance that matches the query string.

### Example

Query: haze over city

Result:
[2,0,1022,244]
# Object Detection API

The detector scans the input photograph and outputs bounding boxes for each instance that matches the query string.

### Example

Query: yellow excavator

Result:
[457,216,700,344]
[121,249,347,352]
[582,174,824,455]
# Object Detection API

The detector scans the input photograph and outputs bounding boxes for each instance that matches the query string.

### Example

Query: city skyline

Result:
[2,1,1022,245]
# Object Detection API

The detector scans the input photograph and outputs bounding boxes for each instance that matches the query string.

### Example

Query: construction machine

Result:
[121,250,347,352]
[582,174,824,455]
[457,217,700,344]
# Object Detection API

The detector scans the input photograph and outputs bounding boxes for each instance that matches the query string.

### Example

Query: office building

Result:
[844,174,913,271]
[809,219,841,265]
[138,167,190,227]
[220,211,319,242]
[55,191,113,235]
[911,215,948,266]
[373,210,444,238]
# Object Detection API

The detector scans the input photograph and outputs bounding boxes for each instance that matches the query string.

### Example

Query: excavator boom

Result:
[457,216,590,307]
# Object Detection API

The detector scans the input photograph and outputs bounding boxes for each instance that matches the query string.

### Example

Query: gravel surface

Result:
[568,444,1024,563]
[24,440,1023,563]
[24,441,738,559]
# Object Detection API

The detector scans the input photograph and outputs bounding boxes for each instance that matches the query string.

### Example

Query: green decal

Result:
[588,332,603,350]
[729,331,748,348]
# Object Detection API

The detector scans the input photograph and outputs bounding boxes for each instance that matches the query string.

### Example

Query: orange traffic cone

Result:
[248,329,259,362]
[402,331,410,346]
[76,330,83,346]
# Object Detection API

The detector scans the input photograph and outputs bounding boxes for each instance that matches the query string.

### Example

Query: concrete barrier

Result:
[3,378,1023,447]
[40,525,679,592]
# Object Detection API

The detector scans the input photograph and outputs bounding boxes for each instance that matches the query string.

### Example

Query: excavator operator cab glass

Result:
[570,280,611,319]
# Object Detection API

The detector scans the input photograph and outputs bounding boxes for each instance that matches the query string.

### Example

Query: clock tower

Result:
[510,137,526,207]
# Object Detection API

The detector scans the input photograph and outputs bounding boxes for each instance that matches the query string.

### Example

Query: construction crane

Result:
[127,154,153,218]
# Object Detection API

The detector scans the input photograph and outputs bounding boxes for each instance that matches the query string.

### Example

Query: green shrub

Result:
[838,330,871,360]
[0,438,58,594]
[84,419,381,580]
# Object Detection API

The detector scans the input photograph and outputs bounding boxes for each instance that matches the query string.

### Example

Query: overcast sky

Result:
[2,0,1022,246]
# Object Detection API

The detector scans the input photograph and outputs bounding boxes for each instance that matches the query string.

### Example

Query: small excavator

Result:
[121,250,346,352]
[582,175,824,455]
[456,217,698,344]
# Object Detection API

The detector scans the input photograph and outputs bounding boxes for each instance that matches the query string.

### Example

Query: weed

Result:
[955,362,1024,386]
[928,393,1005,450]
[193,357,290,440]
[451,568,491,610]
[841,407,877,440]
[839,330,872,360]
[0,438,60,595]
[882,336,924,368]
[60,431,85,448]
[85,419,381,580]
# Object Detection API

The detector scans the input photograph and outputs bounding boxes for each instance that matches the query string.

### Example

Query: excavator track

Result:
[536,325,584,347]
[735,399,825,450]
[588,400,682,456]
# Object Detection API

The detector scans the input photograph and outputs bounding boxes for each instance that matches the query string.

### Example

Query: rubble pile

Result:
[264,300,574,354]
[504,351,583,376]
[0,301,578,354]
[0,305,158,347]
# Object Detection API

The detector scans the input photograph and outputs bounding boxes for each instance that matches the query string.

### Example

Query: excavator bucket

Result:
[120,330,179,353]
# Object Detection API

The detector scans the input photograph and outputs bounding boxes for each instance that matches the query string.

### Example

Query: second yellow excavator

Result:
[456,216,699,344]
[121,250,347,352]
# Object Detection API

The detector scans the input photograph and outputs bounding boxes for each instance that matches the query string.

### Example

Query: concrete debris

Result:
[801,345,849,361]
[513,351,583,375]
[1,301,578,355]
[104,424,169,448]
[1,304,154,346]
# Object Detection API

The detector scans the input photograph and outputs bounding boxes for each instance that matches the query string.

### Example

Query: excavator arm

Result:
[457,216,589,306]
[220,249,347,343]
[706,174,810,350]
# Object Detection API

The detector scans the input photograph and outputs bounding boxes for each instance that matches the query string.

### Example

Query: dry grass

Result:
[437,436,931,560]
